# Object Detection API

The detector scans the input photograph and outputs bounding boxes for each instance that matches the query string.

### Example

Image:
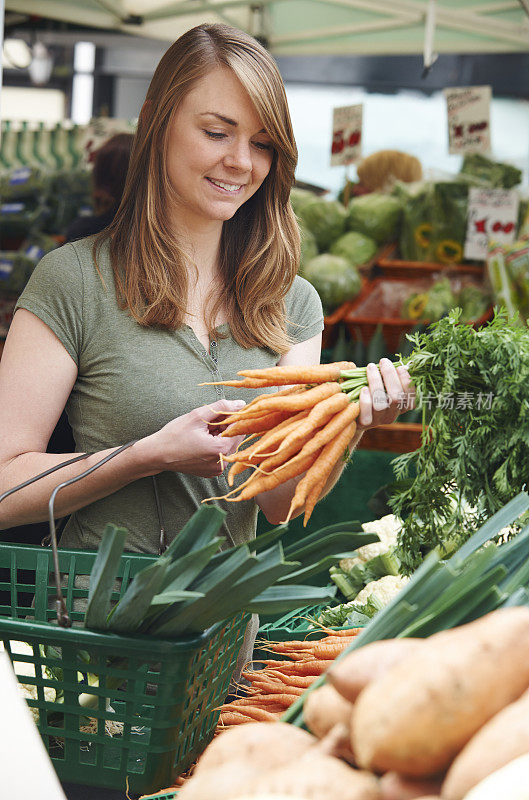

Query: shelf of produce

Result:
[360,421,423,453]
[376,242,484,278]
[342,275,492,353]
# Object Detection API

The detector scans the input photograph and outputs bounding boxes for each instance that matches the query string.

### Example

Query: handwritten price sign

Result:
[444,86,491,155]
[79,117,136,165]
[330,104,363,167]
[464,187,519,261]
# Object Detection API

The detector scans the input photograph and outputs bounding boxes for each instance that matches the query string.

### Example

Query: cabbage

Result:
[289,187,317,216]
[346,193,402,244]
[299,227,318,276]
[330,231,377,269]
[303,253,362,315]
[298,198,347,251]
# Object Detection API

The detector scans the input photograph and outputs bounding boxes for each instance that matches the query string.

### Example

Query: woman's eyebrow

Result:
[198,112,266,134]
[199,111,237,126]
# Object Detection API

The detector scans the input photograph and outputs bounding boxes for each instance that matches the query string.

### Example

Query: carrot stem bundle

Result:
[201,362,373,524]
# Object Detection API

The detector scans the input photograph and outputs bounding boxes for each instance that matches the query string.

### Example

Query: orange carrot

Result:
[245,385,305,403]
[226,450,321,503]
[283,415,358,524]
[223,705,280,722]
[276,392,350,454]
[199,377,275,388]
[227,695,295,708]
[236,362,356,385]
[224,410,309,463]
[311,625,363,637]
[253,431,314,474]
[218,710,258,726]
[303,421,357,526]
[309,640,355,660]
[241,381,342,417]
[263,671,318,688]
[255,659,332,675]
[220,410,292,437]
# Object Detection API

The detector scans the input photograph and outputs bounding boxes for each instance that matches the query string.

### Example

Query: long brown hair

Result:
[94,23,300,354]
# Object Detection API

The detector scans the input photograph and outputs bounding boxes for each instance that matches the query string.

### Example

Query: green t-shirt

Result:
[16,237,324,554]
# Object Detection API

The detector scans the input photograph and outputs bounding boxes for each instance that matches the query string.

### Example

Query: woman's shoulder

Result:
[284,275,324,343]
[285,274,323,313]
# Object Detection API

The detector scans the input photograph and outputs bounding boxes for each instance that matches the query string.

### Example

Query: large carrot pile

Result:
[216,628,362,728]
[202,362,360,525]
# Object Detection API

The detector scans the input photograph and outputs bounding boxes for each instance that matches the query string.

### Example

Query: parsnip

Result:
[192,721,315,775]
[442,685,529,800]
[328,638,425,703]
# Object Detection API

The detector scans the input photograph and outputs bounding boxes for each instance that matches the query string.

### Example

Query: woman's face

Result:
[165,66,275,229]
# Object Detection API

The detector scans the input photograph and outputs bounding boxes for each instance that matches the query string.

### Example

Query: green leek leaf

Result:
[163,504,226,562]
[84,524,127,631]
[244,584,337,616]
[283,521,366,557]
[286,532,379,569]
[106,557,170,633]
[147,546,254,637]
[149,590,204,605]
[160,537,225,592]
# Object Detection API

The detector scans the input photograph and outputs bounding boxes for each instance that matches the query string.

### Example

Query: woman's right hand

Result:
[141,399,247,478]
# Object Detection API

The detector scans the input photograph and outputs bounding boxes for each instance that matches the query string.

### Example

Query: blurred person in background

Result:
[66,132,134,242]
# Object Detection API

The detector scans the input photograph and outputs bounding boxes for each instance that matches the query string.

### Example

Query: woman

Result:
[0,25,412,649]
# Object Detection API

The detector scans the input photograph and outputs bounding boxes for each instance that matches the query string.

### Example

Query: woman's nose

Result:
[223,138,252,172]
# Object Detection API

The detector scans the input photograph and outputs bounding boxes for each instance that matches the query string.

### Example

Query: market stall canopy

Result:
[4,0,529,55]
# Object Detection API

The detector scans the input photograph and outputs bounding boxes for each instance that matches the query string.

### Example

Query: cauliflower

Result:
[0,640,56,723]
[340,514,402,571]
[354,575,409,608]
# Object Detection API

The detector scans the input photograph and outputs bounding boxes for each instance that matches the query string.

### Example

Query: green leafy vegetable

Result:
[338,310,529,573]
[84,524,127,631]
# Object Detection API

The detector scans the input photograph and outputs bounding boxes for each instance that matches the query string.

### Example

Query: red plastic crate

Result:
[342,275,492,353]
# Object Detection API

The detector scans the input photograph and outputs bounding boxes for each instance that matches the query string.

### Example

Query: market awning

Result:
[4,0,529,56]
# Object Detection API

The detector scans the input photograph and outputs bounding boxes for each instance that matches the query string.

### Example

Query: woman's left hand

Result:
[357,358,415,429]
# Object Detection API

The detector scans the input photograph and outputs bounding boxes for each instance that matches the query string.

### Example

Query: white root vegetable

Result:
[251,752,381,800]
[177,761,263,800]
[328,638,424,703]
[442,685,529,800]
[192,721,316,776]
[304,683,354,739]
[352,608,529,777]
[462,753,529,800]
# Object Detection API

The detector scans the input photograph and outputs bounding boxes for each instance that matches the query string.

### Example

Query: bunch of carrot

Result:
[202,361,361,525]
[216,627,362,729]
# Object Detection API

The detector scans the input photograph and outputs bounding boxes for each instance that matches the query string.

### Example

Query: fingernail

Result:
[380,358,391,367]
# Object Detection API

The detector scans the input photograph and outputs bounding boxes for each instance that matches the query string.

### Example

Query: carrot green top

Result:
[15,237,324,555]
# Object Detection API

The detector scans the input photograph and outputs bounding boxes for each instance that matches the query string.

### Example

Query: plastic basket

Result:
[0,542,249,796]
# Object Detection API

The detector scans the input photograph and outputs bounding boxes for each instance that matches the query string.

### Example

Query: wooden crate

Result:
[376,242,484,279]
[342,275,492,353]
[360,422,423,453]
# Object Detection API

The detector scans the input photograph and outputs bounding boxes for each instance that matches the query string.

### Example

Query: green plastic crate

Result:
[0,543,248,796]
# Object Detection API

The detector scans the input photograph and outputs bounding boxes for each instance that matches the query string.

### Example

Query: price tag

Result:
[330,104,363,167]
[444,86,491,155]
[464,187,519,261]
